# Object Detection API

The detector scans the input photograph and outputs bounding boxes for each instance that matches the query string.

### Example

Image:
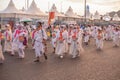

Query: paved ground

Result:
[0,39,120,80]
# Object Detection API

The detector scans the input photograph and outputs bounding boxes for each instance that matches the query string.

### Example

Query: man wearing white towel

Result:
[33,21,47,62]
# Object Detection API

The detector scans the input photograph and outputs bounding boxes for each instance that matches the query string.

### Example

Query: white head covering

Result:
[32,25,36,29]
[61,25,66,28]
[98,27,102,30]
[6,24,10,27]
[19,31,26,36]
[5,24,11,29]
[17,24,23,29]
[55,25,59,29]
[69,25,73,27]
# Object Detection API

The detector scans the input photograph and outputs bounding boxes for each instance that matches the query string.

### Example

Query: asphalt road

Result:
[0,39,120,80]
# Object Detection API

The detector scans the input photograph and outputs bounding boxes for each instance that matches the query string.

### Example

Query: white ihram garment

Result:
[69,30,79,57]
[55,31,66,56]
[105,27,113,40]
[17,32,26,58]
[34,29,47,57]
[113,31,120,46]
[96,32,104,49]
[4,30,12,52]
[77,30,84,53]
[63,30,68,53]
[0,40,4,61]
[84,32,90,43]
[12,29,19,54]
[12,29,26,58]
[51,37,56,48]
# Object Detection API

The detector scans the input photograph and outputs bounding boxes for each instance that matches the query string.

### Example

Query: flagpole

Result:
[84,0,87,24]
[25,0,26,10]
[48,2,50,12]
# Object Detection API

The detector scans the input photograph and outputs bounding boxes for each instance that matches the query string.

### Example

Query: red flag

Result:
[9,20,14,30]
[48,12,55,25]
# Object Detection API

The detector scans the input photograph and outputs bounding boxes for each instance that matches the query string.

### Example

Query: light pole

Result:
[48,2,50,12]
[84,0,86,24]
[27,0,29,9]
[61,1,63,13]
[25,0,29,10]
[25,0,26,9]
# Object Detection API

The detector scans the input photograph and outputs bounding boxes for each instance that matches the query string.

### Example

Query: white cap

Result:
[55,25,59,28]
[19,32,26,36]
[32,25,36,29]
[5,24,10,27]
[69,25,73,27]
[61,25,66,28]
[17,24,23,28]
[5,24,11,29]
[98,27,102,30]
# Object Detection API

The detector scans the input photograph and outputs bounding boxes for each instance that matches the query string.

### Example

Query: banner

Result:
[9,20,14,30]
[48,12,55,25]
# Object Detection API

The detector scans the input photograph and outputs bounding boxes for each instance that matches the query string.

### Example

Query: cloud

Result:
[92,0,120,6]
[67,0,83,2]
[0,0,120,15]
[68,0,120,6]
[68,0,120,14]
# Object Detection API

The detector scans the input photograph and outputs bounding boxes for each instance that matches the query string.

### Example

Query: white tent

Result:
[50,4,65,17]
[112,13,120,21]
[93,11,101,20]
[26,0,47,17]
[0,0,26,18]
[103,13,111,21]
[65,6,79,18]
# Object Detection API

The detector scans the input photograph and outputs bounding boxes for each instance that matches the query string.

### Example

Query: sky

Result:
[0,0,120,15]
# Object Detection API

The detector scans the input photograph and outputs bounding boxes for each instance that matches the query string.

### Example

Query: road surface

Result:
[0,39,120,80]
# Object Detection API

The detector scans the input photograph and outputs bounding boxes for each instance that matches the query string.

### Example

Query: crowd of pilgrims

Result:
[0,21,120,64]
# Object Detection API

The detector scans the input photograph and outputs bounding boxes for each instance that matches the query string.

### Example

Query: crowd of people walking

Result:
[0,21,120,64]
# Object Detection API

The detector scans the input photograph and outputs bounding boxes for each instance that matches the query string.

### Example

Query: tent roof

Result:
[65,6,79,18]
[93,11,101,19]
[0,0,24,13]
[50,4,65,17]
[113,13,120,21]
[103,13,111,21]
[50,4,57,12]
[26,0,47,16]
[94,11,100,16]
[103,13,111,18]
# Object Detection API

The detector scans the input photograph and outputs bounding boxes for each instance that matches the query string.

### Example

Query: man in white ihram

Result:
[33,21,47,62]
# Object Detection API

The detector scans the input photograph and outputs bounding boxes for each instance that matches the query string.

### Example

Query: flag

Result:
[9,20,14,30]
[48,12,55,25]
